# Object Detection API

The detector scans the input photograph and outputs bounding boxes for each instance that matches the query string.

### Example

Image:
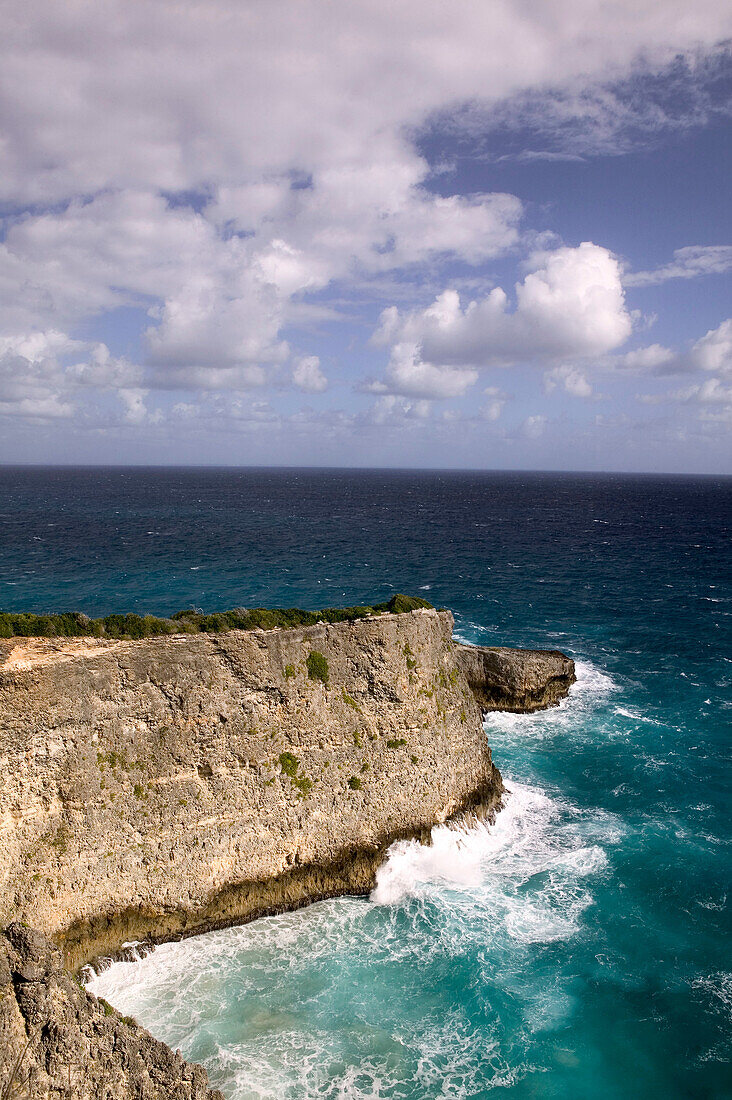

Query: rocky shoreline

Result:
[0,608,574,1098]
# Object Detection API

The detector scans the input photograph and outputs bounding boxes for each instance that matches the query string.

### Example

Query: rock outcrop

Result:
[0,922,224,1099]
[454,642,576,712]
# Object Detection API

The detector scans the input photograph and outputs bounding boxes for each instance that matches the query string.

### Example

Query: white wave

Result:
[371,782,611,954]
[483,659,619,747]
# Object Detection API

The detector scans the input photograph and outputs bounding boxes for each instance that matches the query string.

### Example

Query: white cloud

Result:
[689,318,732,376]
[521,414,548,439]
[118,387,161,425]
[0,327,146,423]
[3,3,728,206]
[366,395,432,426]
[619,344,675,370]
[365,339,478,399]
[625,245,732,287]
[637,376,732,428]
[452,44,732,161]
[292,356,328,393]
[372,243,632,395]
[0,1,729,449]
[544,364,594,397]
[614,321,732,379]
[481,386,509,421]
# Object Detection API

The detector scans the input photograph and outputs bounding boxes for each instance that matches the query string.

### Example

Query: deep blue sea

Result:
[2,466,730,1100]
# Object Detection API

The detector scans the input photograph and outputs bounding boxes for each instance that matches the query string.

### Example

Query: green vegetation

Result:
[292,775,313,797]
[0,594,433,639]
[347,776,362,790]
[278,751,312,797]
[278,751,300,777]
[97,750,127,770]
[386,738,407,749]
[342,688,362,712]
[306,650,329,685]
[283,663,296,678]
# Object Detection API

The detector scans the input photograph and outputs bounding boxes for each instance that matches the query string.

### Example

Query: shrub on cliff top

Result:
[0,594,433,639]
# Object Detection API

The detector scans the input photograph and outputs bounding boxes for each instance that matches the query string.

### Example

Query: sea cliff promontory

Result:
[0,603,574,1098]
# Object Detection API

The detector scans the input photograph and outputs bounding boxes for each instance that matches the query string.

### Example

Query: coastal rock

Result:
[0,922,224,1099]
[454,642,576,712]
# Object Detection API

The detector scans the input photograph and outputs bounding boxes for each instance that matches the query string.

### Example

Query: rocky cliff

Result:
[0,609,511,971]
[454,642,575,712]
[0,608,574,1100]
[0,922,224,1100]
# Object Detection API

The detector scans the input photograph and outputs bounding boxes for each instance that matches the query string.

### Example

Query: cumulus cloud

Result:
[0,328,145,423]
[0,0,730,456]
[621,319,732,378]
[688,318,732,375]
[481,386,509,421]
[544,365,594,397]
[521,414,548,439]
[618,344,675,371]
[3,3,728,206]
[292,356,328,393]
[633,321,732,425]
[371,243,632,395]
[366,395,432,426]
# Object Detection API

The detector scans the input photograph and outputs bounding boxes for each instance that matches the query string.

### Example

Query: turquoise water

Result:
[2,467,729,1098]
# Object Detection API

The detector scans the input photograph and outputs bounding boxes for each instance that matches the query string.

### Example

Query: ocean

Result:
[2,466,729,1099]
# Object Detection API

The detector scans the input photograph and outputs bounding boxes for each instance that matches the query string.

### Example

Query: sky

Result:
[0,1,731,473]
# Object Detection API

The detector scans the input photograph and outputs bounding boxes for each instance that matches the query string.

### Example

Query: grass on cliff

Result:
[0,594,433,640]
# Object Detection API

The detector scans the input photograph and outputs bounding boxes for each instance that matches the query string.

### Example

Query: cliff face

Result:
[0,922,224,1100]
[0,609,503,969]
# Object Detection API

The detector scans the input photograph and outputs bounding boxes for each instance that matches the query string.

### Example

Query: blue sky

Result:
[0,2,730,472]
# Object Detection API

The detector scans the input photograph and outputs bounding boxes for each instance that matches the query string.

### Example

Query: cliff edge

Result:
[454,642,575,712]
[0,922,224,1100]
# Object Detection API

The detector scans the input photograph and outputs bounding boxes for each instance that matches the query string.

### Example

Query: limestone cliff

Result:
[1,609,506,970]
[454,642,575,712]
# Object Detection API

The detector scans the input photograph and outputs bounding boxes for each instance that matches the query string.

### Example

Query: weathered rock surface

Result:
[454,642,576,712]
[0,922,224,1099]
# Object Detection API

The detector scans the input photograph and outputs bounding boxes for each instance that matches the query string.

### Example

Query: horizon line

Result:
[0,462,729,479]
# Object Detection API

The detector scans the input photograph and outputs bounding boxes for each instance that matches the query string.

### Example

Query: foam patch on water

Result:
[483,659,619,749]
